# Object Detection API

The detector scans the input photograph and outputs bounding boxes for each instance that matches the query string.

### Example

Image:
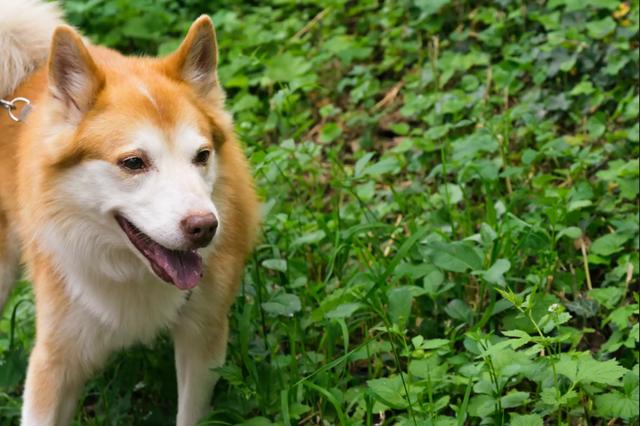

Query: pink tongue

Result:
[147,245,203,290]
[115,215,203,290]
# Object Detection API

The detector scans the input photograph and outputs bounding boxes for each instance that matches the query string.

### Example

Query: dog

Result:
[0,1,260,424]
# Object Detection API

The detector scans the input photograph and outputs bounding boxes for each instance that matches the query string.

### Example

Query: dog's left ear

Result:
[163,15,218,97]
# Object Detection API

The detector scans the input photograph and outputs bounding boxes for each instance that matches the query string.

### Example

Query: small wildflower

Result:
[613,2,630,19]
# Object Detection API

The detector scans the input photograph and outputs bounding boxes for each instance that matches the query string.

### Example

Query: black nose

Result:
[180,213,218,248]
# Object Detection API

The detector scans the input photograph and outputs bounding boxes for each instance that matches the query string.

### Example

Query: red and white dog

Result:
[0,1,259,424]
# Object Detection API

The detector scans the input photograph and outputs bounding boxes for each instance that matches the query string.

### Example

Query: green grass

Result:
[1,0,639,424]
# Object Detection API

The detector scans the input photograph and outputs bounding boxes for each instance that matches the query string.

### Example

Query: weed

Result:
[1,0,638,424]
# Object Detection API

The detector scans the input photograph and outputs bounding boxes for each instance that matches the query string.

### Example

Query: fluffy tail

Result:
[0,0,64,98]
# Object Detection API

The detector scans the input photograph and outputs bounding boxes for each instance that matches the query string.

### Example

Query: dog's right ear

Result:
[48,26,104,122]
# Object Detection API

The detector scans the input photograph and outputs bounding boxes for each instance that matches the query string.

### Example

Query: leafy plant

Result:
[0,0,638,424]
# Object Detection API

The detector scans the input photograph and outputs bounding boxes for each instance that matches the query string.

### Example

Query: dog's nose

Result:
[181,212,218,248]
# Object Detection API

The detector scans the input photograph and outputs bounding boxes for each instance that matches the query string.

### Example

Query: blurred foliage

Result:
[1,0,639,424]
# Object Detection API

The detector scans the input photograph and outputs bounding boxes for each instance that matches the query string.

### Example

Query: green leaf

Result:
[395,262,436,279]
[586,17,617,39]
[390,122,410,135]
[595,390,639,420]
[589,287,625,309]
[431,242,483,272]
[467,394,494,418]
[423,267,444,291]
[510,414,543,426]
[519,227,551,250]
[565,298,599,318]
[291,230,326,247]
[587,115,606,139]
[388,287,413,329]
[502,329,535,349]
[557,226,582,240]
[480,223,497,244]
[231,93,261,113]
[261,293,301,317]
[540,387,579,408]
[0,347,27,390]
[439,183,463,204]
[445,299,473,322]
[414,0,451,17]
[354,152,375,178]
[477,259,511,287]
[367,376,409,409]
[570,81,595,96]
[239,417,273,426]
[325,303,363,320]
[500,391,529,408]
[364,156,401,177]
[216,363,244,387]
[590,232,631,256]
[606,304,638,328]
[568,199,593,211]
[422,338,450,350]
[262,258,287,272]
[548,0,618,10]
[120,17,159,40]
[265,53,311,82]
[409,356,448,382]
[157,39,181,56]
[556,352,627,386]
[319,123,342,143]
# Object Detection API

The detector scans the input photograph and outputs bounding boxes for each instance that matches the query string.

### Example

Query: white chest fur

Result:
[40,220,189,350]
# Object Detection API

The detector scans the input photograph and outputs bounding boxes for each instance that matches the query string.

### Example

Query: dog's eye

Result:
[119,156,148,172]
[194,149,211,165]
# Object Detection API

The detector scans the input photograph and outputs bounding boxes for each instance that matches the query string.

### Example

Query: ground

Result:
[0,0,638,425]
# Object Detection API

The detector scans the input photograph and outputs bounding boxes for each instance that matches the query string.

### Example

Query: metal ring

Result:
[5,97,31,122]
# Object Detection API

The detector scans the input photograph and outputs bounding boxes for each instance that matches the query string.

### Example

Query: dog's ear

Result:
[48,26,104,122]
[164,15,218,97]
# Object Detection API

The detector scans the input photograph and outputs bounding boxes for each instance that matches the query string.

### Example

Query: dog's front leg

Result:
[21,341,87,426]
[173,305,228,426]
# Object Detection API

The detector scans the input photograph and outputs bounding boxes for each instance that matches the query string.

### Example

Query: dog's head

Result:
[40,17,230,289]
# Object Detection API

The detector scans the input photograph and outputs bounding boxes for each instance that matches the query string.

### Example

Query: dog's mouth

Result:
[115,214,202,290]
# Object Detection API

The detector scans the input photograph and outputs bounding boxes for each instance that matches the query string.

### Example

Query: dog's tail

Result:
[0,0,64,98]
